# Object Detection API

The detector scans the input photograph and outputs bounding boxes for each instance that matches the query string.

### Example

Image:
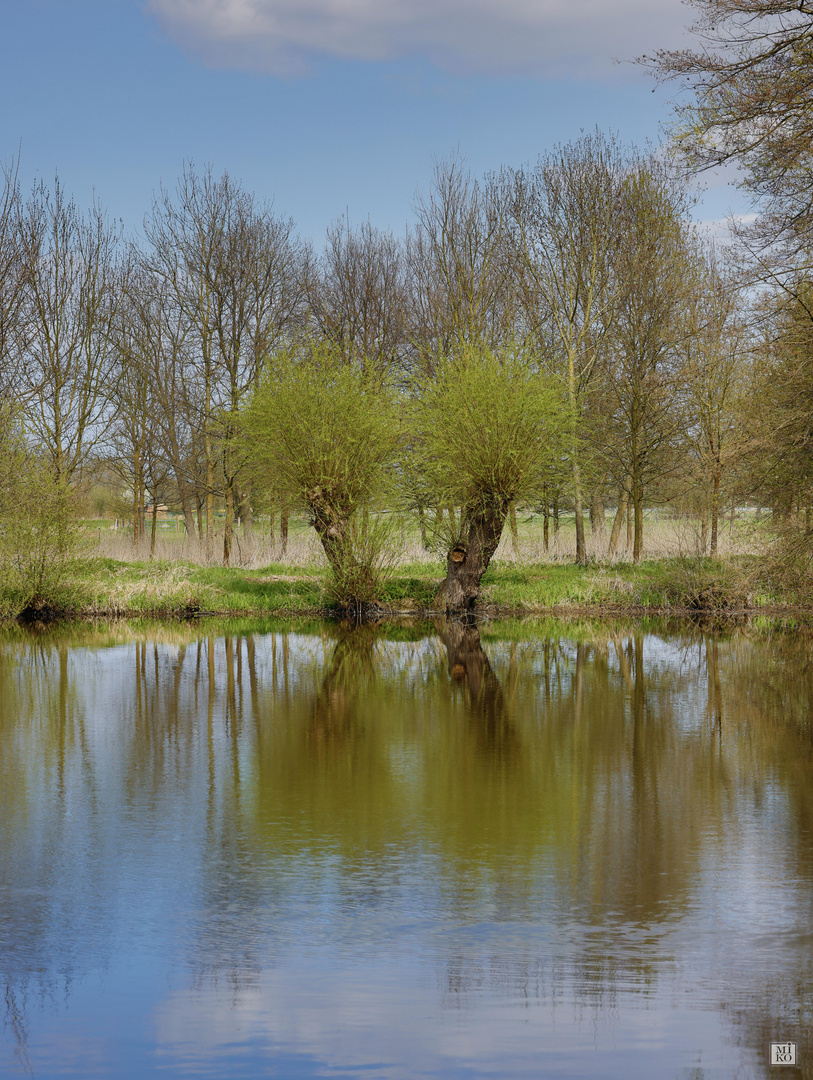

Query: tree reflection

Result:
[433,616,519,764]
[1,620,813,1079]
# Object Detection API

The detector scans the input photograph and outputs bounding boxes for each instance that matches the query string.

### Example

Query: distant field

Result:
[80,507,769,569]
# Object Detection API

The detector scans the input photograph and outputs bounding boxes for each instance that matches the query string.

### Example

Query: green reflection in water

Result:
[0,617,811,1078]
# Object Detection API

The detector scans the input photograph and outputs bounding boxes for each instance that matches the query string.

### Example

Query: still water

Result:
[0,617,811,1079]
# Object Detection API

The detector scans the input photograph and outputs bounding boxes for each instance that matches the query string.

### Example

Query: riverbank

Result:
[0,552,804,625]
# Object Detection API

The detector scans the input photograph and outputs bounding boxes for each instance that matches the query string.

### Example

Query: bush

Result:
[0,407,84,615]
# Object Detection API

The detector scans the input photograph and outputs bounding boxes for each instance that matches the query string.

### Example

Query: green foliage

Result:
[0,406,84,611]
[411,342,569,528]
[242,340,402,604]
[243,340,401,516]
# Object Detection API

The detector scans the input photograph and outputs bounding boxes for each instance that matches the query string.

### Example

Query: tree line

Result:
[0,126,810,610]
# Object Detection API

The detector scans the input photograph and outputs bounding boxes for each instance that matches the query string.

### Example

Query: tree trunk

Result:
[434,497,508,612]
[574,475,587,565]
[223,480,233,566]
[239,484,253,537]
[417,502,429,550]
[149,498,158,560]
[509,501,519,553]
[178,485,195,539]
[608,482,629,556]
[632,477,644,563]
[132,447,142,551]
[590,493,606,538]
[626,490,633,550]
[542,491,549,553]
[166,425,196,539]
[280,509,289,557]
[307,496,350,576]
[710,466,720,556]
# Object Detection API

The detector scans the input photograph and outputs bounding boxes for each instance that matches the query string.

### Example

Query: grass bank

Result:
[0,551,801,625]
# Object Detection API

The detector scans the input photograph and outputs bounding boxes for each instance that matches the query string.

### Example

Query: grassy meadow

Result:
[1,506,793,624]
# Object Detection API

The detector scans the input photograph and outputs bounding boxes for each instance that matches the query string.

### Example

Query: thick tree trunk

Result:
[434,497,508,612]
[433,617,516,759]
[308,497,349,577]
[280,509,289,557]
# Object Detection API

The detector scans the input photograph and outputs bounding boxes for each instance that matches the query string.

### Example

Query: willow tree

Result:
[242,340,401,604]
[413,342,567,612]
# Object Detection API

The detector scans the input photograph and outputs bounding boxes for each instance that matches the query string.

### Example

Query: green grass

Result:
[0,547,799,625]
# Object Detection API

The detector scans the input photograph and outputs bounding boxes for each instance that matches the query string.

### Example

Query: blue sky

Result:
[2,0,748,245]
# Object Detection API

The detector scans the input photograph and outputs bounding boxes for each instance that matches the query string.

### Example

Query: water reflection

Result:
[0,619,811,1078]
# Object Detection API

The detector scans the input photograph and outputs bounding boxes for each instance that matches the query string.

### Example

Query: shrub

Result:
[0,407,84,615]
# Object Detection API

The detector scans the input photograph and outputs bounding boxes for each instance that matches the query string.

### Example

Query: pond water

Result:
[0,617,811,1079]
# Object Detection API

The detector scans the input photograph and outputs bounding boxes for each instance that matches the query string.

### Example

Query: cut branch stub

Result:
[450,546,467,564]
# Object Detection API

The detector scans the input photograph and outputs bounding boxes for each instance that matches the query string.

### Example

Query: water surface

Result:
[1,618,811,1078]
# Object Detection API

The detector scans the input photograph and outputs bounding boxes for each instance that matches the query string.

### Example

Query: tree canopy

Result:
[645,0,813,258]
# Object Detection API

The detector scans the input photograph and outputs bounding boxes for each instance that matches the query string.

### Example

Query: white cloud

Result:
[144,0,689,79]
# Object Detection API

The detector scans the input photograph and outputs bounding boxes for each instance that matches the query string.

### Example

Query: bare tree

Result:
[0,155,26,398]
[144,164,306,563]
[505,131,625,563]
[681,247,747,554]
[409,156,518,367]
[124,262,199,538]
[604,160,695,561]
[644,0,813,264]
[18,176,122,483]
[144,165,228,558]
[209,188,306,564]
[306,216,408,376]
